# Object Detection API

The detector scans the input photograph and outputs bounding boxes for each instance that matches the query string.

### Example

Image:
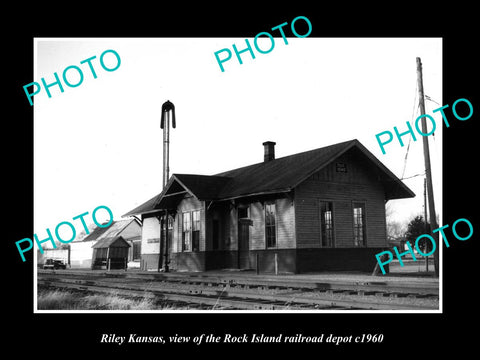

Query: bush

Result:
[405,215,432,253]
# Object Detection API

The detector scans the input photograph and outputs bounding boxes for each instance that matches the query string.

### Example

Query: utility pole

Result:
[416,57,439,277]
[160,100,176,272]
[424,178,429,272]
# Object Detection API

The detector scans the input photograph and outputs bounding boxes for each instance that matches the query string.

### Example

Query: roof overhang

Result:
[216,187,293,202]
[122,174,217,217]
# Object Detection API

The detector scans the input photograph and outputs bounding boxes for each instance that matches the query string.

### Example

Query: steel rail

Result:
[38,275,438,311]
[38,269,439,297]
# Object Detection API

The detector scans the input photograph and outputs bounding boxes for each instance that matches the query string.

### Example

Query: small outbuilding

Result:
[70,218,141,269]
[91,236,130,270]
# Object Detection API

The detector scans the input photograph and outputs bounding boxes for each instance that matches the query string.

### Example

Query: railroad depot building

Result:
[123,139,414,273]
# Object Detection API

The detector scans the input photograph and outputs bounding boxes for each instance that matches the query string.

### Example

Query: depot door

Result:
[238,220,250,269]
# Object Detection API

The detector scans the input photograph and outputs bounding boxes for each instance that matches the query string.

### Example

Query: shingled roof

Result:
[215,140,360,199]
[122,175,231,217]
[75,218,140,242]
[123,139,414,217]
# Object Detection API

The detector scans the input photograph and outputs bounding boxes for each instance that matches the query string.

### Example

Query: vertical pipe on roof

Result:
[263,141,276,162]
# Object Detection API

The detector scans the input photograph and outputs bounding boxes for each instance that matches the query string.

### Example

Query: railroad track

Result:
[37,270,439,311]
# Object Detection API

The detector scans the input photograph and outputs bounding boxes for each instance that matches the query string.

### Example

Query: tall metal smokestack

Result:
[160,100,176,188]
[160,100,176,273]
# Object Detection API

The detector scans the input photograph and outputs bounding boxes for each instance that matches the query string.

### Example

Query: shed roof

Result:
[91,236,131,249]
[123,139,415,216]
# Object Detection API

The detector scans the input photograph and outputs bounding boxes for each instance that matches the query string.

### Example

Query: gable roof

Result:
[215,139,359,199]
[77,218,140,242]
[92,236,131,249]
[173,174,232,200]
[123,139,414,217]
[122,175,232,217]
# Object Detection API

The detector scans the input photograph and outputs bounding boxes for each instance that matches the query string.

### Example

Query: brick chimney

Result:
[262,141,276,162]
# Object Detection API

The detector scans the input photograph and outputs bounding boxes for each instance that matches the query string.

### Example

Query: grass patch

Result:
[37,289,85,310]
[37,288,181,310]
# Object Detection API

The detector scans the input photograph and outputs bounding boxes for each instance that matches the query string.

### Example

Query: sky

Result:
[34,37,442,239]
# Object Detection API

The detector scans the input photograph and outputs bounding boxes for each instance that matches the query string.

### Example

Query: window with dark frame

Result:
[182,212,191,251]
[192,210,200,251]
[353,202,366,246]
[265,202,276,248]
[167,216,173,252]
[182,210,201,252]
[320,201,334,247]
[336,162,347,173]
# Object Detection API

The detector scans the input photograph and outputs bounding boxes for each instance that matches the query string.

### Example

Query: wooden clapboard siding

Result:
[172,211,180,253]
[227,204,237,250]
[276,197,296,249]
[332,200,353,248]
[295,148,387,249]
[200,203,206,251]
[249,201,264,250]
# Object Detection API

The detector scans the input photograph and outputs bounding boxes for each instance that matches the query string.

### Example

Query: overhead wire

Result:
[401,172,425,181]
[424,94,442,220]
[425,94,440,106]
[400,78,419,180]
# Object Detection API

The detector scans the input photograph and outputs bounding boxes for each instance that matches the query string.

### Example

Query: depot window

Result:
[192,210,200,251]
[265,202,276,248]
[182,212,191,251]
[353,202,366,246]
[319,201,334,247]
[182,210,201,252]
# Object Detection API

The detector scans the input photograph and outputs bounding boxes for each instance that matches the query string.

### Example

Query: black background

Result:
[5,3,478,356]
